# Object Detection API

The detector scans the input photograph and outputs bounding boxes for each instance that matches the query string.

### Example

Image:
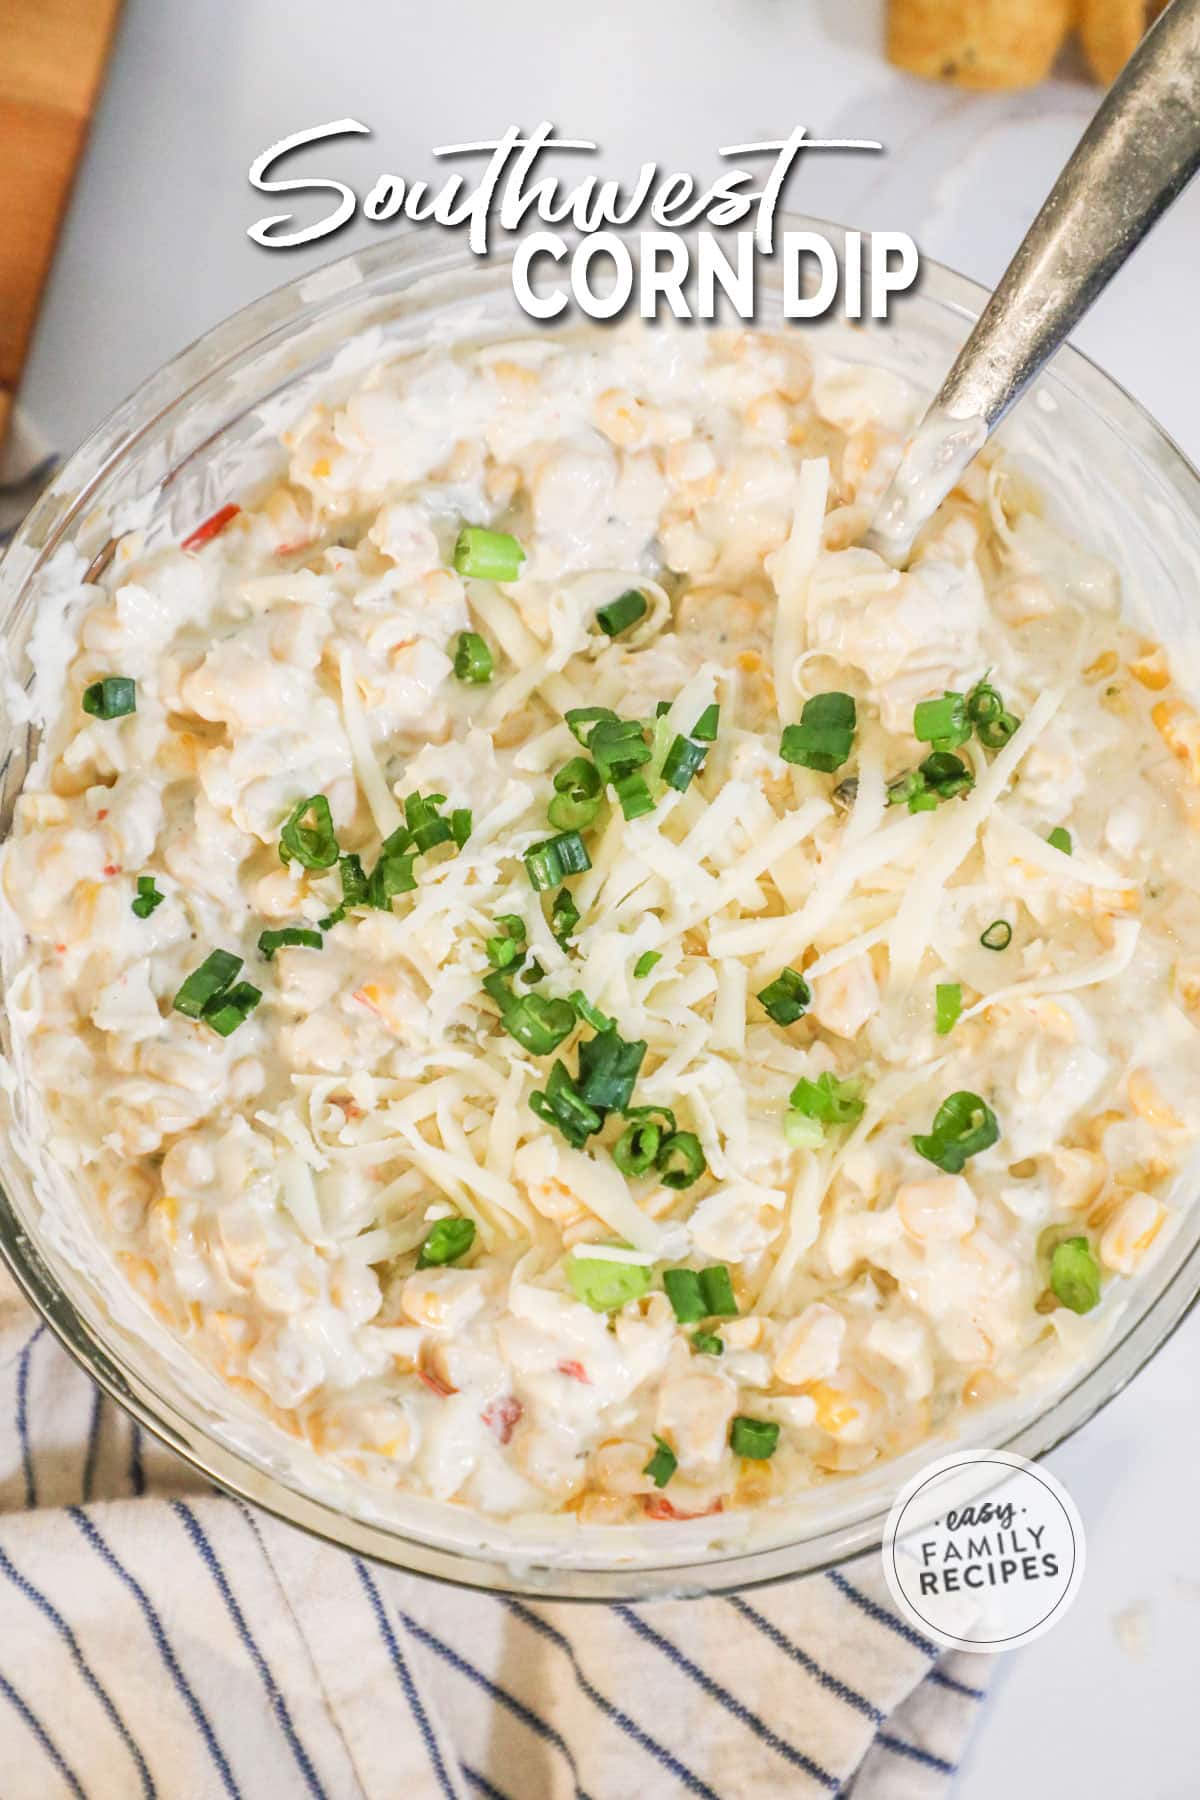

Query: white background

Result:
[18,2,1200,1792]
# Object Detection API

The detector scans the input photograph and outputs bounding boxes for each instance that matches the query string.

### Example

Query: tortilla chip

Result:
[887,0,1073,90]
[1075,0,1151,84]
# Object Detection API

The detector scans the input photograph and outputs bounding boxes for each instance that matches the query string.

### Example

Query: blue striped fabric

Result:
[505,1600,720,1800]
[355,1560,462,1800]
[0,1667,87,1800]
[0,1257,992,1797]
[0,1539,156,1797]
[68,1507,243,1799]
[171,1499,328,1800]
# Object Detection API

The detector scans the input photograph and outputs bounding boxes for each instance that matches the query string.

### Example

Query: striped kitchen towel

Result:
[0,1266,991,1799]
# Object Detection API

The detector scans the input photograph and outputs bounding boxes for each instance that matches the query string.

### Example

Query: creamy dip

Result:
[4,324,1199,1526]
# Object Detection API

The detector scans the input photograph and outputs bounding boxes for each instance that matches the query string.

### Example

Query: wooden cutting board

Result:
[0,0,123,445]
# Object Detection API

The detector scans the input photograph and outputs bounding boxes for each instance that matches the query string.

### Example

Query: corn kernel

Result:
[1099,1191,1168,1274]
[1129,643,1171,689]
[1127,1069,1182,1130]
[1153,698,1200,782]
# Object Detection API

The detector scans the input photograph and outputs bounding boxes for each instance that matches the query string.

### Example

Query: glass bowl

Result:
[2,222,1199,1601]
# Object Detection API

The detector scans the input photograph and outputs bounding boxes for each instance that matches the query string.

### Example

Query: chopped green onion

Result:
[524,958,546,984]
[131,875,164,920]
[589,718,651,781]
[577,1029,647,1112]
[978,710,1020,750]
[698,1264,737,1317]
[613,770,655,820]
[453,630,494,684]
[967,679,1020,749]
[886,769,925,809]
[596,589,648,637]
[663,1268,705,1323]
[525,831,591,891]
[920,751,974,799]
[784,1111,825,1149]
[486,934,521,970]
[499,993,577,1056]
[692,1331,724,1356]
[980,919,1012,951]
[913,691,969,750]
[551,886,581,946]
[417,1217,476,1269]
[482,968,513,1008]
[279,794,339,871]
[451,809,473,848]
[1047,826,1073,855]
[643,1435,678,1488]
[730,1416,780,1460]
[966,679,1003,724]
[662,735,707,792]
[173,949,243,1019]
[691,703,720,742]
[567,1253,652,1312]
[658,1131,706,1190]
[788,1071,865,1125]
[779,692,856,773]
[453,525,525,582]
[549,756,602,830]
[568,991,615,1033]
[613,1118,663,1176]
[649,708,674,774]
[1049,1236,1101,1315]
[486,916,527,970]
[555,756,602,801]
[530,1061,604,1147]
[548,793,600,831]
[888,754,975,813]
[339,852,369,908]
[935,982,962,1036]
[633,951,661,979]
[623,1103,677,1134]
[913,1090,1000,1173]
[201,981,262,1037]
[404,791,454,853]
[82,676,136,719]
[565,705,618,745]
[757,968,811,1027]
[367,841,418,907]
[258,926,323,960]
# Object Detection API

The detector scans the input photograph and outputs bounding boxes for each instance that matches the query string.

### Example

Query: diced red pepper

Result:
[557,1359,590,1384]
[642,1493,724,1522]
[181,504,240,552]
[416,1367,456,1398]
[481,1395,523,1445]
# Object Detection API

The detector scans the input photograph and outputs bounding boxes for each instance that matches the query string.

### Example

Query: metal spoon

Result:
[868,0,1200,565]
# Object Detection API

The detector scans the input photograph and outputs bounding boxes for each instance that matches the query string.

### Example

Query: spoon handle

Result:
[870,0,1200,562]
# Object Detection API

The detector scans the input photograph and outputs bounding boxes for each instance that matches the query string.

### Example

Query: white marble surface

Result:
[17,2,1200,1792]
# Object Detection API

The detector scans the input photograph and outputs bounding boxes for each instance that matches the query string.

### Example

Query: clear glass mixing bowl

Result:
[2,222,1198,1600]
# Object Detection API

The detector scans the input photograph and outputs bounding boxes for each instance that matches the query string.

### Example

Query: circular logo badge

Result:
[882,1449,1085,1653]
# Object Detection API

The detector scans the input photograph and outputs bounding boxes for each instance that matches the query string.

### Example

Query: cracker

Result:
[1076,0,1151,84]
[887,0,1073,90]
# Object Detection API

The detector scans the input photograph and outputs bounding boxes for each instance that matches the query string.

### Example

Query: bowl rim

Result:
[4,219,1200,1600]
